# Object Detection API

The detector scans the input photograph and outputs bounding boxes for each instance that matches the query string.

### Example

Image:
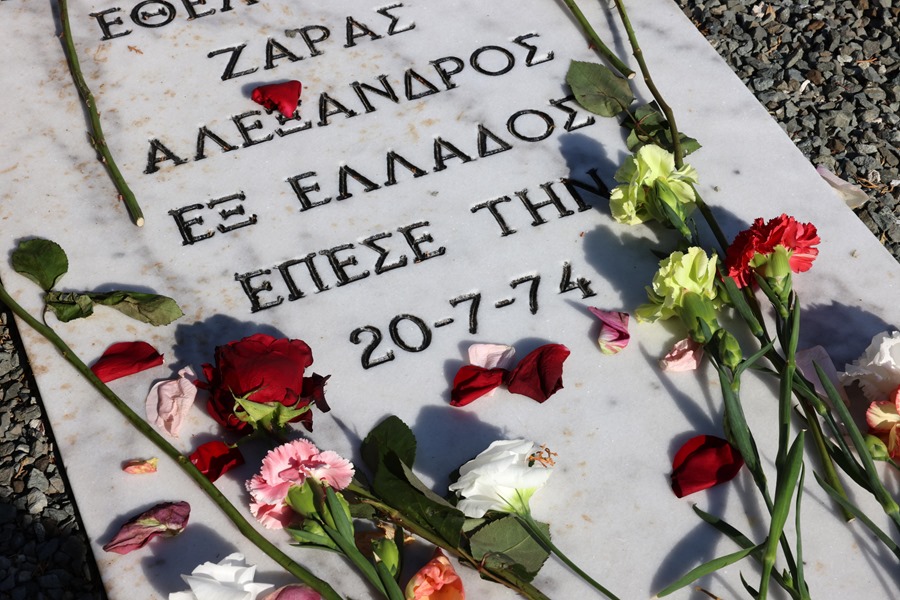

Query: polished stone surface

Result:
[1,0,899,598]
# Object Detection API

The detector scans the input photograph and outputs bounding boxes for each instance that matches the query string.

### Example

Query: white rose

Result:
[448,439,553,518]
[169,553,273,600]
[841,331,900,402]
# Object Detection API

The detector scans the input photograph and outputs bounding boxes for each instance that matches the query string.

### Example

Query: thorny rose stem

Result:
[0,284,343,600]
[57,0,144,227]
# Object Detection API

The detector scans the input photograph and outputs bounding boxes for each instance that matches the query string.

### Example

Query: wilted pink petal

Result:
[145,367,197,437]
[102,501,190,554]
[468,344,516,370]
[660,338,704,372]
[249,498,297,530]
[795,346,848,404]
[405,549,464,600]
[91,341,164,383]
[263,585,323,600]
[587,308,630,355]
[123,457,158,474]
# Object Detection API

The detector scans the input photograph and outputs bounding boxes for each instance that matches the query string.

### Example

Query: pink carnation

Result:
[247,439,354,530]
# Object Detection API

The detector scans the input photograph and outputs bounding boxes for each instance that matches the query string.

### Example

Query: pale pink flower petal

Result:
[795,346,848,404]
[467,344,516,370]
[660,338,703,372]
[263,585,323,600]
[145,367,197,437]
[249,499,297,530]
[587,308,630,355]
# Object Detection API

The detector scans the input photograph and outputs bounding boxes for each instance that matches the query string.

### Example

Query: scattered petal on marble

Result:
[146,366,197,437]
[90,341,163,383]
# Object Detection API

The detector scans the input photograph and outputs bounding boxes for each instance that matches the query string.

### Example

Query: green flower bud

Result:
[865,435,890,461]
[285,482,317,518]
[372,537,400,576]
[712,329,743,370]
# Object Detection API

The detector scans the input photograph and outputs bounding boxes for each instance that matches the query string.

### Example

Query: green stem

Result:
[0,284,342,600]
[517,511,620,600]
[559,0,634,78]
[611,0,683,167]
[57,0,144,227]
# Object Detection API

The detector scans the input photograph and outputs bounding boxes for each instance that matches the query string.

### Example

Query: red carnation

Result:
[725,214,819,287]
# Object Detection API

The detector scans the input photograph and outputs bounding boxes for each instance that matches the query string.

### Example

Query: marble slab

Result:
[1,0,899,598]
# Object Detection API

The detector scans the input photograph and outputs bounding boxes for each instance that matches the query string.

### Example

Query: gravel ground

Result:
[0,1,898,597]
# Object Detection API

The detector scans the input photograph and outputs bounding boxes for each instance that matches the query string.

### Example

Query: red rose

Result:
[200,334,329,435]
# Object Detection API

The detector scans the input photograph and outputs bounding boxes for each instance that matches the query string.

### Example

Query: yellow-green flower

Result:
[609,144,698,226]
[636,247,718,323]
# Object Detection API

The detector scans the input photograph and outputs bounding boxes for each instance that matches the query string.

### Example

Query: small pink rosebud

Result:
[405,549,464,600]
[263,585,323,600]
[587,308,630,355]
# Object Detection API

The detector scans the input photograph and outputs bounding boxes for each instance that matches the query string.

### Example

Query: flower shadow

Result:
[799,301,892,368]
[170,314,287,372]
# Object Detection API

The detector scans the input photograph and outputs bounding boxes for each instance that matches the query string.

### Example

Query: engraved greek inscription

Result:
[469,45,515,76]
[92,0,259,40]
[284,25,330,57]
[377,3,415,36]
[433,137,474,172]
[506,109,555,142]
[231,111,274,147]
[337,166,382,200]
[477,124,513,158]
[265,38,303,70]
[344,16,382,48]
[512,33,554,66]
[429,56,465,90]
[234,269,284,313]
[194,126,238,161]
[549,95,596,132]
[319,244,371,287]
[318,93,359,127]
[351,76,400,113]
[207,44,259,81]
[145,138,188,174]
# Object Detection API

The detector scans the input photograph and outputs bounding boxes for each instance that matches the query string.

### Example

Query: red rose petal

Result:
[505,344,570,403]
[90,341,164,383]
[450,365,506,407]
[102,501,190,555]
[251,80,302,118]
[190,441,245,482]
[671,434,744,498]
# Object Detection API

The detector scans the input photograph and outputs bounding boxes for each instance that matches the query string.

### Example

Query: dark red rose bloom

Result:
[190,441,245,482]
[449,343,571,406]
[200,334,328,435]
[251,80,302,118]
[670,434,744,498]
[725,214,819,287]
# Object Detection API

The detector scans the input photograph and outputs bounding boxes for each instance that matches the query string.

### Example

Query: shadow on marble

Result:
[172,315,288,371]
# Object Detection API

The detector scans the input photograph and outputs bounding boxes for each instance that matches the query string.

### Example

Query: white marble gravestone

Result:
[1,0,899,598]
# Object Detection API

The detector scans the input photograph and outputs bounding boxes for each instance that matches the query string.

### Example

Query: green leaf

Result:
[371,453,465,548]
[11,238,68,291]
[622,104,700,156]
[566,60,633,117]
[655,544,759,597]
[469,515,550,582]
[44,292,94,322]
[362,416,417,471]
[89,291,183,326]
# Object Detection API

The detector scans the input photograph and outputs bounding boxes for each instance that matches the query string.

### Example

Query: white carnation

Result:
[841,331,900,402]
